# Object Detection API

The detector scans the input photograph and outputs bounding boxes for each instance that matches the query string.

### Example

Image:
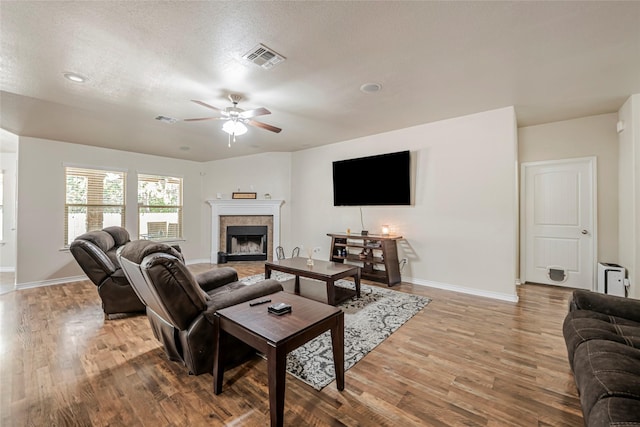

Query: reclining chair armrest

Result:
[195,267,239,293]
[70,240,117,285]
[203,279,284,321]
[570,289,640,323]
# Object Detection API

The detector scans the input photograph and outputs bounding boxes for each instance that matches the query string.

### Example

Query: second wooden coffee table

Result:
[265,257,361,306]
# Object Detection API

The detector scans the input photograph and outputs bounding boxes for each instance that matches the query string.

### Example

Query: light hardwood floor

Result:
[0,262,583,426]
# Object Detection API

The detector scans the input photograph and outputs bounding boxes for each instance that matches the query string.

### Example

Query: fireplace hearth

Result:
[226,225,268,261]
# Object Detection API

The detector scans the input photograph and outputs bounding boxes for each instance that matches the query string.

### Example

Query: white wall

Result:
[518,113,620,264]
[0,144,18,271]
[15,137,206,287]
[201,152,293,261]
[618,94,640,299]
[290,107,519,301]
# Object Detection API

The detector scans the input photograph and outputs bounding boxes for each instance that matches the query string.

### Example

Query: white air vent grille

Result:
[155,115,178,124]
[242,43,286,69]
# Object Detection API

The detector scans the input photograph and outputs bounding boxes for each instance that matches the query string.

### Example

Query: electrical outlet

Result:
[402,258,408,264]
[313,246,321,254]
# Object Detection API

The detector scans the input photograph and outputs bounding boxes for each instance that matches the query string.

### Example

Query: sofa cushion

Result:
[563,309,640,368]
[119,239,183,265]
[572,339,640,423]
[75,230,115,253]
[141,253,208,330]
[195,267,239,293]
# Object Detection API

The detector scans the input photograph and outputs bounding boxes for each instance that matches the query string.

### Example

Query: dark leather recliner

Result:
[117,240,283,375]
[70,226,145,316]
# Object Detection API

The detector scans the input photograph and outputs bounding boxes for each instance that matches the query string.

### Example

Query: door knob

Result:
[581,229,588,235]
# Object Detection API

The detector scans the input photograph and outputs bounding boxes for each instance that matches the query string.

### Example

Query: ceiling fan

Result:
[184,94,282,147]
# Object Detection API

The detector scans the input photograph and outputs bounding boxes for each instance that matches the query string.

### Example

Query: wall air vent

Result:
[242,43,286,69]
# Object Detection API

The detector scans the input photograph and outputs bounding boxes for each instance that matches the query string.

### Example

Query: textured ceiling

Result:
[1,1,639,161]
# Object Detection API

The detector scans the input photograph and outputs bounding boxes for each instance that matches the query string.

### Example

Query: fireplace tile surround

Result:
[207,199,284,264]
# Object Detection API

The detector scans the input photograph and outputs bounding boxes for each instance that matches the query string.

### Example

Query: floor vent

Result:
[242,43,286,69]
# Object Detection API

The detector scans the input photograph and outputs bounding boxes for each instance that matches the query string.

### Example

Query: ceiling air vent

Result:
[155,115,178,124]
[242,43,286,69]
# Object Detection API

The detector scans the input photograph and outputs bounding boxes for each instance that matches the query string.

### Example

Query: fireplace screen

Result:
[225,225,268,261]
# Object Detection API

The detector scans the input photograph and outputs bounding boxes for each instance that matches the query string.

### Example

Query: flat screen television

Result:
[333,150,411,206]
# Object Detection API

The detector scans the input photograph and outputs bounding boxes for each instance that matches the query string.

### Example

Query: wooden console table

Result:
[328,233,402,286]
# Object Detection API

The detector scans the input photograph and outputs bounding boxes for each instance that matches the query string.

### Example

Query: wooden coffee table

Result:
[265,257,361,306]
[212,291,344,427]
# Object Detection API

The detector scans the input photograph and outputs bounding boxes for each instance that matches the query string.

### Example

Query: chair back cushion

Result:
[70,231,118,285]
[103,226,130,247]
[119,240,206,330]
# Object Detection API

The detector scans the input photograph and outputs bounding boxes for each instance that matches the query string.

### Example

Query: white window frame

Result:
[137,173,183,241]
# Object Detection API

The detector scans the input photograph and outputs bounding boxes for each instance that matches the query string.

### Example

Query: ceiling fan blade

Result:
[248,119,282,133]
[183,117,225,122]
[191,100,223,113]
[239,107,271,119]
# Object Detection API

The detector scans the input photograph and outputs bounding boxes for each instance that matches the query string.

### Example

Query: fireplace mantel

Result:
[207,199,284,264]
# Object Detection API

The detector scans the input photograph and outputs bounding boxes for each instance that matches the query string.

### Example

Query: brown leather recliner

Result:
[117,240,283,375]
[70,226,145,316]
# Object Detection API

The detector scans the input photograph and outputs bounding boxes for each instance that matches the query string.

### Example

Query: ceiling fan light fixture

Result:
[222,120,248,136]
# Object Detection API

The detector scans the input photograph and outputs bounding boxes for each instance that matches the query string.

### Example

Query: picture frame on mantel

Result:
[232,192,257,199]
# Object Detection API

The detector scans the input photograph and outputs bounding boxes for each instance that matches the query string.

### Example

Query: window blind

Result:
[64,167,125,246]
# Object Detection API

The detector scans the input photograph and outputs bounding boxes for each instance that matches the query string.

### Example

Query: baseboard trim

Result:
[185,258,211,265]
[15,258,210,290]
[0,267,16,273]
[16,275,88,291]
[404,276,519,303]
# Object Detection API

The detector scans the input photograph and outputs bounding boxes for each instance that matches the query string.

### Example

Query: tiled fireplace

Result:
[207,199,284,264]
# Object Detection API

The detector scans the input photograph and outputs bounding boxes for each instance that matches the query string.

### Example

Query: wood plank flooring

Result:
[0,262,583,426]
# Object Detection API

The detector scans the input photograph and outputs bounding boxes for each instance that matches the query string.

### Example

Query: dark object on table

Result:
[268,302,292,315]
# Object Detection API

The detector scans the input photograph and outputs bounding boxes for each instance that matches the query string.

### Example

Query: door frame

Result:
[519,157,598,290]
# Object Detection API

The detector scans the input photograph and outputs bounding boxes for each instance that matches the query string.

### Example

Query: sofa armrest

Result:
[570,290,640,323]
[203,279,284,322]
[195,267,239,293]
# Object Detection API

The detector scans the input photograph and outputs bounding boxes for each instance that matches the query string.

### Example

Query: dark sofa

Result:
[562,289,640,426]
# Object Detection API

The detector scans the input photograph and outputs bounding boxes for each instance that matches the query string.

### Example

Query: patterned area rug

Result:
[241,272,431,390]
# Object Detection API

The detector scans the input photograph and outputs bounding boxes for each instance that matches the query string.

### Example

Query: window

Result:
[65,167,126,246]
[138,174,183,240]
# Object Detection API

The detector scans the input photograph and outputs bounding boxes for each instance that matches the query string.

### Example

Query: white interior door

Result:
[521,158,596,289]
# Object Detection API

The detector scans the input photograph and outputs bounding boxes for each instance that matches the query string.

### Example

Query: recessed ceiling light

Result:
[63,72,88,83]
[360,83,382,94]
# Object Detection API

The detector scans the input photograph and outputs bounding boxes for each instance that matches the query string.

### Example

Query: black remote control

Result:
[249,299,271,307]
